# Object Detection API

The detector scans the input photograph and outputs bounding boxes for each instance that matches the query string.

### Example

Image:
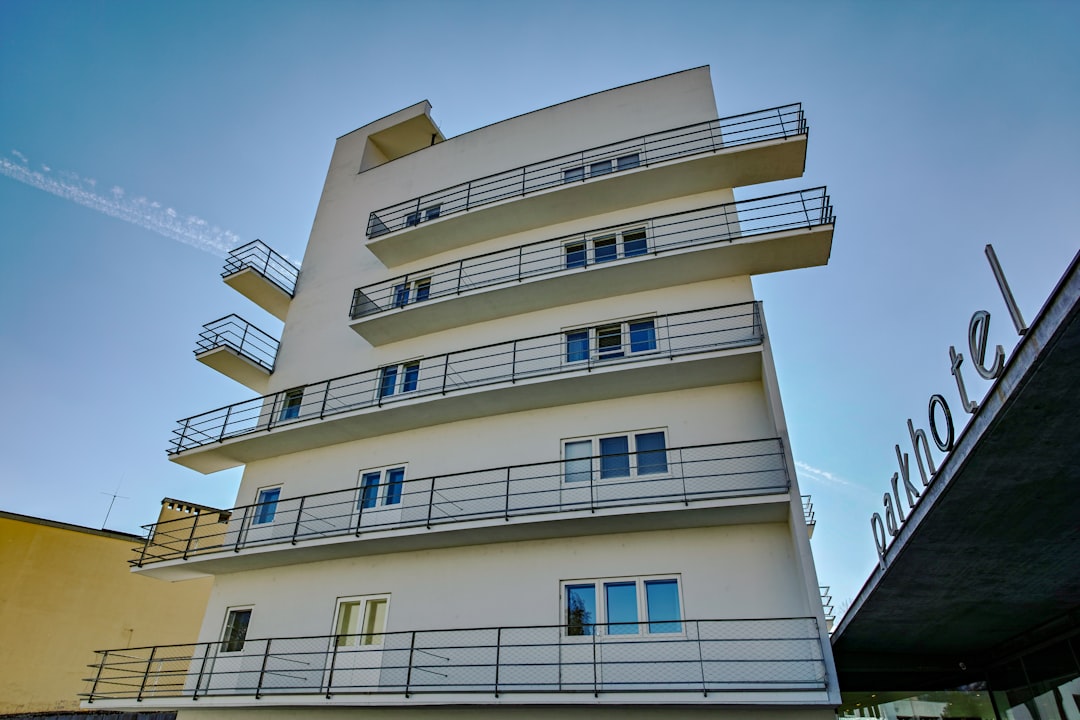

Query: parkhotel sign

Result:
[870,244,1028,569]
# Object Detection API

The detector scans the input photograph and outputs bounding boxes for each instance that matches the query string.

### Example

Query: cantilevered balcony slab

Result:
[352,189,833,345]
[140,437,794,579]
[366,104,808,267]
[221,240,298,321]
[193,315,278,393]
[169,303,765,473]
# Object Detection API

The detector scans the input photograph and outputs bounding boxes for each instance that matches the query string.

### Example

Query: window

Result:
[564,317,657,362]
[405,204,441,227]
[562,227,648,269]
[562,430,668,483]
[378,362,421,398]
[392,278,432,308]
[562,154,639,185]
[279,388,303,421]
[221,608,252,652]
[563,577,681,636]
[253,487,281,524]
[358,466,406,509]
[335,595,390,647]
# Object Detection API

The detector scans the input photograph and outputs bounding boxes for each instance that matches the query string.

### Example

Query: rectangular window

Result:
[414,278,431,302]
[405,212,420,228]
[616,153,640,172]
[562,430,668,484]
[378,366,398,398]
[221,608,252,652]
[563,166,584,184]
[358,466,407,510]
[563,577,681,636]
[564,317,657,364]
[401,362,420,393]
[393,278,432,308]
[279,388,303,421]
[379,362,421,398]
[253,487,280,525]
[393,283,409,308]
[622,228,648,257]
[593,235,618,264]
[564,241,586,269]
[335,595,390,647]
[423,205,441,222]
[590,160,612,177]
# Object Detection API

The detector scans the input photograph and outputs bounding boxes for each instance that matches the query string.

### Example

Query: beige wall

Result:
[0,512,211,713]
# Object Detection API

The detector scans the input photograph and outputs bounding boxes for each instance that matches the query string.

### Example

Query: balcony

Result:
[802,495,816,538]
[169,303,765,474]
[138,438,791,578]
[365,104,808,266]
[194,315,279,392]
[221,240,299,321]
[352,188,833,344]
[84,618,827,707]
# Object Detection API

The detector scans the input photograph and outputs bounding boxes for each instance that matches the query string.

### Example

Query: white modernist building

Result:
[87,67,839,719]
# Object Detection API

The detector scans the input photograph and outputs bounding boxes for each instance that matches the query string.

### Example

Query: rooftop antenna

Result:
[101,479,129,530]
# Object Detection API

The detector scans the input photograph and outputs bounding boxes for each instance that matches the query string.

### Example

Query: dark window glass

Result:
[563,167,584,184]
[402,363,420,393]
[385,468,405,506]
[379,366,398,398]
[254,488,280,524]
[423,205,441,221]
[605,582,638,634]
[628,320,657,353]
[594,236,617,263]
[565,242,587,269]
[222,609,251,652]
[565,330,589,363]
[590,160,612,177]
[279,389,303,421]
[599,436,631,478]
[414,279,431,302]
[405,212,420,228]
[393,283,409,308]
[596,324,623,358]
[617,154,640,171]
[623,229,648,257]
[635,432,668,475]
[359,472,380,509]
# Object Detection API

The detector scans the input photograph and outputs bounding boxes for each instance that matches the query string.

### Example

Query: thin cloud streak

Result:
[1,150,240,257]
[795,460,865,494]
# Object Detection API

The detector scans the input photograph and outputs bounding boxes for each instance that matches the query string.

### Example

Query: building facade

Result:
[0,509,212,714]
[85,67,839,718]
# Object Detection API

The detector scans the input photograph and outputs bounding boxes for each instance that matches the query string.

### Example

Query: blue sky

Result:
[1,0,1077,614]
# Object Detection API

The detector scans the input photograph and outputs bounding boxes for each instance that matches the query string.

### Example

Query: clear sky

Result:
[1,0,1077,616]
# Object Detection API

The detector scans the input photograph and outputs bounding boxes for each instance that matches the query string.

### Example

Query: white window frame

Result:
[560,429,670,483]
[357,464,408,510]
[278,387,303,421]
[332,594,391,648]
[561,575,684,638]
[377,360,422,399]
[252,485,282,525]
[392,277,432,308]
[563,226,648,269]
[220,606,254,653]
[562,315,658,364]
[562,153,640,184]
[405,204,441,227]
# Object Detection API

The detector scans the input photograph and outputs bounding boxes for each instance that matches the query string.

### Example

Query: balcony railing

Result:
[195,315,279,373]
[170,302,763,456]
[138,438,790,567]
[353,188,832,320]
[366,104,806,238]
[85,618,826,703]
[222,240,299,297]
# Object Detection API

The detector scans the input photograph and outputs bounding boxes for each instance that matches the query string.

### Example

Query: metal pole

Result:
[136,647,156,702]
[679,447,689,506]
[291,496,305,545]
[218,405,233,443]
[504,467,512,521]
[464,180,472,211]
[591,626,598,698]
[405,631,417,698]
[255,639,272,699]
[235,506,250,552]
[776,107,788,138]
[510,341,518,383]
[326,636,340,699]
[183,514,200,560]
[800,191,813,229]
[426,478,437,529]
[88,649,108,703]
[137,532,152,568]
[441,354,451,394]
[456,259,465,295]
[176,419,191,453]
[696,621,708,697]
[192,643,211,700]
[494,627,502,698]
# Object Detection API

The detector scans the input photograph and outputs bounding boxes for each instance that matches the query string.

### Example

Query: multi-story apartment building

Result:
[85,67,839,719]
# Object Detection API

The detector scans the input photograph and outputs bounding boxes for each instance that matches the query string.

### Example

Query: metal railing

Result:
[819,587,835,630]
[352,188,832,320]
[366,104,806,238]
[222,240,299,297]
[195,315,280,373]
[801,495,815,531]
[170,302,763,455]
[137,438,790,567]
[85,618,826,702]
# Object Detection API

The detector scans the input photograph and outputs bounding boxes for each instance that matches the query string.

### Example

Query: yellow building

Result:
[0,504,214,714]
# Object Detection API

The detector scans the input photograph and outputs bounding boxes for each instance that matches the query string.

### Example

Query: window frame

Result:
[252,486,282,525]
[357,465,408,510]
[560,429,670,484]
[561,153,640,185]
[392,278,432,308]
[378,360,422,399]
[561,575,683,638]
[562,226,649,270]
[562,315,658,364]
[279,388,303,421]
[405,204,441,227]
[332,594,391,648]
[220,606,253,653]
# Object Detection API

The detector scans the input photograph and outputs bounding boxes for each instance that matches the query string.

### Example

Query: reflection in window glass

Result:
[254,488,280,524]
[623,229,648,257]
[402,363,420,393]
[361,599,388,645]
[605,582,639,634]
[628,320,656,353]
[222,609,251,652]
[617,154,640,171]
[563,440,592,483]
[646,579,682,633]
[385,468,405,506]
[563,167,585,184]
[565,242,586,269]
[566,584,596,636]
[565,330,589,363]
[594,236,617,263]
[359,472,380,509]
[596,325,623,359]
[590,160,613,177]
[635,432,668,475]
